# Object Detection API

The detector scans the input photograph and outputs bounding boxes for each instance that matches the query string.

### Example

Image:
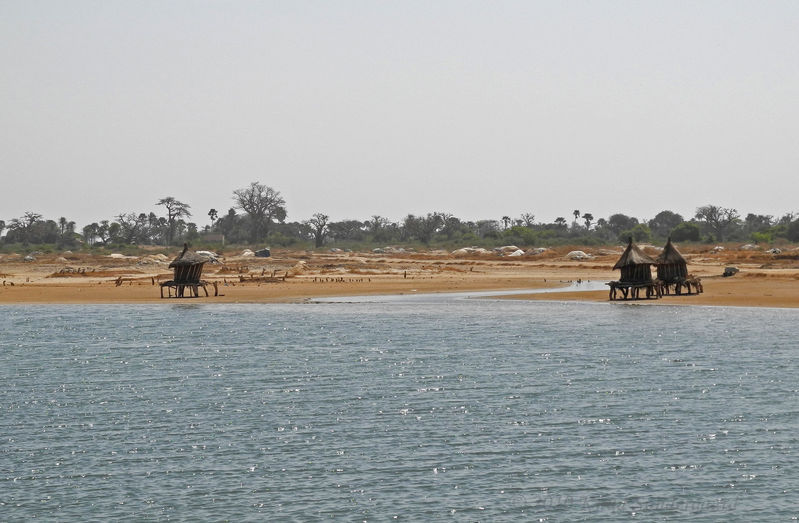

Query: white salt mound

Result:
[567,250,591,260]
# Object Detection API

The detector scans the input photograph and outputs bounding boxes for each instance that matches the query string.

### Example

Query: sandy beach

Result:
[1,246,798,308]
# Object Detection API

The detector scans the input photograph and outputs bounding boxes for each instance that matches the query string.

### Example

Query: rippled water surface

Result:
[1,300,798,520]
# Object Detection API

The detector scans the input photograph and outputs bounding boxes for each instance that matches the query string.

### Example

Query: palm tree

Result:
[501,216,511,229]
[582,212,594,230]
[572,209,580,225]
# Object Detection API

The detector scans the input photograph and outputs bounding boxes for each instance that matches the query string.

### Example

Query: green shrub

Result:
[670,222,701,242]
[619,223,652,243]
[750,231,774,244]
[786,220,799,242]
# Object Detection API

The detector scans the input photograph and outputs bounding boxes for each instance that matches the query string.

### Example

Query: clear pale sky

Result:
[2,1,797,228]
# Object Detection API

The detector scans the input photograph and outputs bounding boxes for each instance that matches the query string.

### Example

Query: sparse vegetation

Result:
[2,186,798,254]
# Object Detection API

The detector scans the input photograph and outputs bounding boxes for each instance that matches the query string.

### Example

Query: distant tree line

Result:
[2,182,799,250]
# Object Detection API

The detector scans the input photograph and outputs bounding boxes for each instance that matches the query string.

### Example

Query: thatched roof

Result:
[613,239,657,269]
[169,244,209,268]
[655,238,686,265]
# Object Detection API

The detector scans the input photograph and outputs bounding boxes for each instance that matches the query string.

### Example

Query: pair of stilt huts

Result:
[607,238,703,300]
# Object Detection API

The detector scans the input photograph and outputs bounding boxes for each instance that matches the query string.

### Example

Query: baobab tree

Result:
[233,182,287,242]
[520,213,535,227]
[156,197,192,245]
[305,213,330,248]
[23,212,42,229]
[695,205,740,242]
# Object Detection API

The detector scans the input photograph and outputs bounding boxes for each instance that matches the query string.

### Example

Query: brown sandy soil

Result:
[0,244,797,307]
[506,275,799,308]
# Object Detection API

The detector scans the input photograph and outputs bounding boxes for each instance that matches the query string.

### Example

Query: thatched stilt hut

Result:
[607,239,660,300]
[655,238,687,283]
[161,244,211,298]
[655,238,702,295]
[614,239,656,283]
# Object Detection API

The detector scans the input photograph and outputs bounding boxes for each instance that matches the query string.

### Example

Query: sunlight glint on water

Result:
[1,301,797,520]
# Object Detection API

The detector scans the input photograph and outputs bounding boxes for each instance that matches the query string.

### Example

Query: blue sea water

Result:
[1,298,797,521]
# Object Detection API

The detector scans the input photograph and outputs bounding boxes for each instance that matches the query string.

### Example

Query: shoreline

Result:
[1,248,798,308]
[2,276,798,309]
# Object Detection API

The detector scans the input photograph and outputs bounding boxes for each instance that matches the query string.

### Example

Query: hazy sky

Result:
[2,0,798,228]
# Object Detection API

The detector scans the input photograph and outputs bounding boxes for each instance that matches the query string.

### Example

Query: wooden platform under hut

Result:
[655,238,703,296]
[160,244,217,298]
[607,239,662,300]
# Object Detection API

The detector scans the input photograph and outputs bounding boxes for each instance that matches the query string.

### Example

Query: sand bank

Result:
[0,247,797,308]
[501,275,799,309]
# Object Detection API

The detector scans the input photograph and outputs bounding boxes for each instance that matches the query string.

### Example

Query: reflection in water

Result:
[312,280,608,303]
